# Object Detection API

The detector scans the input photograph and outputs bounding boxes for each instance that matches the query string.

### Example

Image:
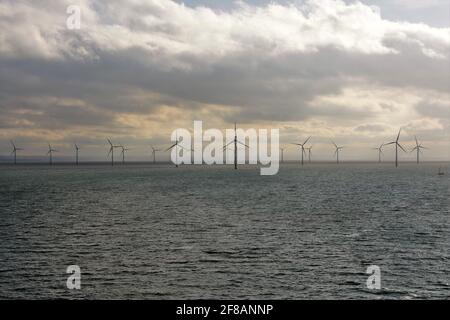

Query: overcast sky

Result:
[0,0,448,161]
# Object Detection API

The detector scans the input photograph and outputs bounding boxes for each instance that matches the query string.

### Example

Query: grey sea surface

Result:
[0,162,448,299]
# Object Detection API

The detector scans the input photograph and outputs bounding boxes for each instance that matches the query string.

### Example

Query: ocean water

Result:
[0,162,448,299]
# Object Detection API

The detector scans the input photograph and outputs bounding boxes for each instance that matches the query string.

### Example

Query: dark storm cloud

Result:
[1,39,448,124]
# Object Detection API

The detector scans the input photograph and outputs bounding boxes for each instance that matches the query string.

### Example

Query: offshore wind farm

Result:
[0,128,441,168]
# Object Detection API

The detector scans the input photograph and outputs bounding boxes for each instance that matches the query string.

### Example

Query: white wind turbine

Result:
[372,143,385,163]
[292,136,311,166]
[10,140,23,165]
[385,129,406,167]
[223,123,249,170]
[151,146,161,164]
[411,135,427,164]
[166,132,190,168]
[107,139,121,166]
[47,144,58,165]
[305,145,313,163]
[332,141,344,164]
[119,145,130,164]
[280,146,289,163]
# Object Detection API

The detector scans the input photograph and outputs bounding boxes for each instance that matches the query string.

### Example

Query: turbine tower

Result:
[74,143,79,165]
[10,140,23,165]
[411,136,427,164]
[385,129,406,167]
[151,146,160,164]
[223,123,249,170]
[292,137,311,166]
[47,144,58,165]
[107,139,120,166]
[332,141,344,164]
[373,143,384,163]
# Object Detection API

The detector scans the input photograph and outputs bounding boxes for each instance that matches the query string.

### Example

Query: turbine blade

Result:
[224,141,234,148]
[165,143,177,151]
[396,128,401,142]
[179,145,191,151]
[303,136,311,145]
[415,135,418,146]
[237,141,249,148]
[398,143,407,153]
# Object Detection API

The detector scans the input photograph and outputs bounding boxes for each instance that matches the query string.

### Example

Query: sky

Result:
[0,0,449,162]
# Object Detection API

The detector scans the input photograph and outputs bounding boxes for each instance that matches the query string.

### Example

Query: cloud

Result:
[415,99,449,119]
[0,0,448,159]
[354,124,389,132]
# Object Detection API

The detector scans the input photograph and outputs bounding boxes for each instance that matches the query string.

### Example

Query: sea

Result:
[0,162,448,299]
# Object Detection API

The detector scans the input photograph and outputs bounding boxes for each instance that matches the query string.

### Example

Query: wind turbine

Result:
[10,140,23,165]
[385,129,406,167]
[305,145,313,163]
[107,139,120,166]
[47,144,58,165]
[74,143,79,165]
[151,146,160,164]
[166,132,189,168]
[280,146,289,163]
[223,123,249,170]
[292,137,311,166]
[332,141,344,164]
[372,143,384,163]
[119,145,130,164]
[411,136,427,164]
